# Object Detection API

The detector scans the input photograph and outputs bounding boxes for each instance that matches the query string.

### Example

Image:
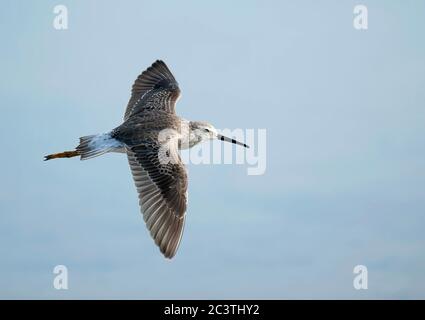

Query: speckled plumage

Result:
[113,60,188,258]
[45,60,248,259]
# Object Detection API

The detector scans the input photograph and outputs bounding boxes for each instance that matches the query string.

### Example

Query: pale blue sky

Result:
[0,0,424,299]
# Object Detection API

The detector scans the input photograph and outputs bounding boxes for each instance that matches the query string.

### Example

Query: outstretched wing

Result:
[126,140,188,258]
[124,60,180,120]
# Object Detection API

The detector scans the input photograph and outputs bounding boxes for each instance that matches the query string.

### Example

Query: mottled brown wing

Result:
[126,140,188,258]
[124,60,180,120]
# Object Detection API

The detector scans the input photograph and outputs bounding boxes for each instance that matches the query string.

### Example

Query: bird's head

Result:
[189,121,249,148]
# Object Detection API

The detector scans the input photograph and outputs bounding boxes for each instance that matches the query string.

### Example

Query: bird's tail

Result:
[44,133,123,161]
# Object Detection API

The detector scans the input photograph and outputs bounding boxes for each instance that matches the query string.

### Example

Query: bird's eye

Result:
[204,128,210,132]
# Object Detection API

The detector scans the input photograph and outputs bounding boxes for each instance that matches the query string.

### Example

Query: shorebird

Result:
[45,60,248,259]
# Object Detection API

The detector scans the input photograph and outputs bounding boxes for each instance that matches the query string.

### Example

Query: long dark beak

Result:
[217,134,249,148]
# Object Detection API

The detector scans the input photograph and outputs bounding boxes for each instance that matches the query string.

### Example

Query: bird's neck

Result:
[178,120,204,150]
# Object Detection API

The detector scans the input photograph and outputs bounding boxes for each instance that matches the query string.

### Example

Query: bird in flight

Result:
[45,60,248,259]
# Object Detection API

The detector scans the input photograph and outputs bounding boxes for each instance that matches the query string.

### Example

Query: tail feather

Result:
[76,134,116,160]
[44,132,123,161]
